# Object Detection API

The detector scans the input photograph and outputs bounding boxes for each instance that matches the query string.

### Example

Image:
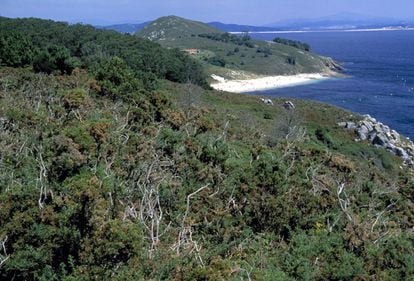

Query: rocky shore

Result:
[339,115,414,167]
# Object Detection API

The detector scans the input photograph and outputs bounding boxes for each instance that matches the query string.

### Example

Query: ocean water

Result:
[250,31,414,139]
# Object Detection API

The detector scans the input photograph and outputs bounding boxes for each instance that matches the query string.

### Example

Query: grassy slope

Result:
[137,16,338,78]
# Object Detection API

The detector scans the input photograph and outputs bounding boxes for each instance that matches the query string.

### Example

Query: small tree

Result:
[33,45,80,74]
[95,56,143,100]
[0,32,34,67]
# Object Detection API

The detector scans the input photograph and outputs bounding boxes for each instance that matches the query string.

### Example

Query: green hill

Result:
[137,16,341,79]
[138,15,221,41]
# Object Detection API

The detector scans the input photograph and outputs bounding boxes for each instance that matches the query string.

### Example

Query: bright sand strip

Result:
[211,73,331,93]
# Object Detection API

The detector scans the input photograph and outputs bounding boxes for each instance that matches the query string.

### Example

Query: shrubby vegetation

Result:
[273,37,311,52]
[286,56,296,65]
[198,32,255,48]
[0,17,208,88]
[1,66,413,280]
[206,55,227,67]
[0,16,413,280]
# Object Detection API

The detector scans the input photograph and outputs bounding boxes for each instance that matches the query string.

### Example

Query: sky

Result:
[1,0,413,25]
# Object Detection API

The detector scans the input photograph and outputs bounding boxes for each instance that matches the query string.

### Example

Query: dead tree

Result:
[123,155,172,259]
[172,184,210,266]
[35,146,49,209]
[337,182,354,223]
[0,236,9,268]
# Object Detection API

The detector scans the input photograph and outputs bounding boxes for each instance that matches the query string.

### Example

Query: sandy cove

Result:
[210,73,333,93]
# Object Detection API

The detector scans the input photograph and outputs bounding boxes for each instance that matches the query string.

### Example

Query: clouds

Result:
[1,0,413,25]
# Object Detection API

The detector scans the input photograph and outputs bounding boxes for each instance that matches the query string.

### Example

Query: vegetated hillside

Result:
[138,15,221,41]
[1,16,414,281]
[0,17,209,88]
[1,62,414,280]
[137,16,340,79]
[97,22,150,34]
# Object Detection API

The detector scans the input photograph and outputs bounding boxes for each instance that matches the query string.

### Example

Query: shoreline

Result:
[230,27,414,34]
[210,73,338,93]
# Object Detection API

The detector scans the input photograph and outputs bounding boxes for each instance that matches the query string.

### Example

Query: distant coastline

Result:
[230,27,414,34]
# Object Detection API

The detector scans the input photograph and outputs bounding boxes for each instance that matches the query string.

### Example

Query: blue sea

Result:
[250,31,414,139]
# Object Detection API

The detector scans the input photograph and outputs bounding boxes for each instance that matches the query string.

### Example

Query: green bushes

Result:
[0,31,33,67]
[286,56,296,65]
[273,37,311,52]
[256,46,272,57]
[63,89,88,110]
[0,17,209,87]
[199,32,255,48]
[95,56,143,99]
[0,64,413,280]
[32,45,81,75]
[199,138,229,166]
[207,55,226,67]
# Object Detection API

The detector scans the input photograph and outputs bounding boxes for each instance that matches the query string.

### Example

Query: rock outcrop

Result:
[283,101,296,110]
[338,115,414,167]
[260,98,274,106]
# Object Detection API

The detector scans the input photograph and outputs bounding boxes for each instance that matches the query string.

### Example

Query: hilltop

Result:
[138,15,221,40]
[136,16,340,80]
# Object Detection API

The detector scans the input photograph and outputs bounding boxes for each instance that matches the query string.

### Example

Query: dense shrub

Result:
[286,56,296,65]
[207,56,226,67]
[199,32,255,48]
[0,17,208,87]
[273,37,311,51]
[0,31,34,67]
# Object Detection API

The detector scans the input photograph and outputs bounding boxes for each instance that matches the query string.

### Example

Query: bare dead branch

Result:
[35,146,48,209]
[171,184,210,266]
[0,236,9,268]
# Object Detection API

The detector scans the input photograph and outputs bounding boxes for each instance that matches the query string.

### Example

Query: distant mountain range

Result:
[97,13,414,34]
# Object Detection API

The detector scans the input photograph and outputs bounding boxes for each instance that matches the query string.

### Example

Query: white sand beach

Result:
[210,73,332,93]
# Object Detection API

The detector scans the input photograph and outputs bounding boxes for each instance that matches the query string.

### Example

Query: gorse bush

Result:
[0,65,413,281]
